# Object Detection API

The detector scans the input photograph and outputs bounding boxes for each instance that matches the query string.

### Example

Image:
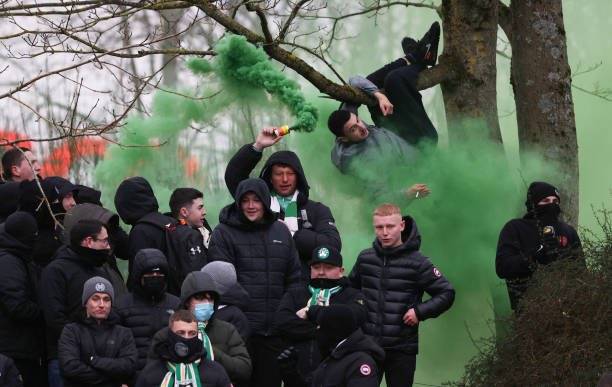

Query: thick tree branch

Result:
[278,0,310,41]
[245,2,274,42]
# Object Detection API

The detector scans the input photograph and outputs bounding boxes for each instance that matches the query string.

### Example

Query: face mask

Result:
[193,302,214,322]
[167,330,202,362]
[141,275,166,298]
[309,278,342,289]
[73,245,110,266]
[535,203,561,225]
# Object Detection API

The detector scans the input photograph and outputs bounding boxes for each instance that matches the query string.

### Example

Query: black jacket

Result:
[115,248,180,376]
[349,217,455,354]
[0,227,44,361]
[225,145,341,281]
[136,331,231,387]
[0,181,20,223]
[149,321,252,384]
[311,329,384,387]
[215,282,252,341]
[40,245,110,359]
[114,177,176,290]
[496,214,582,309]
[0,354,22,387]
[209,178,302,336]
[276,277,367,383]
[58,312,137,387]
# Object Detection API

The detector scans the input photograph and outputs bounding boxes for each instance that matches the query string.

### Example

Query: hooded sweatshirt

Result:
[225,146,341,281]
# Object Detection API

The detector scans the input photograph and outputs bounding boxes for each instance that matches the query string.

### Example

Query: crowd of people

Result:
[0,22,582,387]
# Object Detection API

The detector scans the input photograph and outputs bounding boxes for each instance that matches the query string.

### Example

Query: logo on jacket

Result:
[433,268,442,278]
[317,247,330,260]
[559,235,568,247]
[95,282,106,292]
[359,364,372,376]
[190,246,202,255]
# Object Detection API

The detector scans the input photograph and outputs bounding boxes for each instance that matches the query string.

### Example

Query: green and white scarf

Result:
[197,322,214,361]
[307,285,342,307]
[161,360,202,387]
[271,191,299,235]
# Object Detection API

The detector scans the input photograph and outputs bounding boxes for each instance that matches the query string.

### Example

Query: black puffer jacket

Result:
[225,145,341,281]
[275,277,367,384]
[0,181,20,222]
[209,178,302,336]
[58,312,137,387]
[40,245,110,359]
[215,282,252,341]
[349,217,455,354]
[114,177,173,289]
[0,227,44,361]
[115,248,180,377]
[311,328,384,387]
[137,331,231,387]
[0,353,22,387]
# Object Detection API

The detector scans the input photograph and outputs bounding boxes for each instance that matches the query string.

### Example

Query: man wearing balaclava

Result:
[115,248,180,384]
[136,309,231,387]
[275,245,366,386]
[496,181,582,311]
[40,219,112,387]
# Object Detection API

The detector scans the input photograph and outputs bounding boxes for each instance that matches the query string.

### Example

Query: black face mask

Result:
[141,275,167,299]
[73,245,110,267]
[167,330,203,363]
[309,278,342,289]
[534,203,561,225]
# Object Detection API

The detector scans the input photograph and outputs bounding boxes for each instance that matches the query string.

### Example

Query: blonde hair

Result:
[373,203,401,217]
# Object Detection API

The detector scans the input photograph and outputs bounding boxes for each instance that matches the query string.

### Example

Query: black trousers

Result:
[383,350,417,387]
[13,358,48,387]
[366,59,438,146]
[247,335,284,387]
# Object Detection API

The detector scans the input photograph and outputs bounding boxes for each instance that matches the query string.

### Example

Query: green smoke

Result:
[188,35,318,132]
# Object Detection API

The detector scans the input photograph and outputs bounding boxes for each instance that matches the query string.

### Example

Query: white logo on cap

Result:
[318,247,330,259]
[95,282,106,292]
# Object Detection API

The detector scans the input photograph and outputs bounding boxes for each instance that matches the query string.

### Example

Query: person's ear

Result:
[179,207,189,219]
[10,165,19,177]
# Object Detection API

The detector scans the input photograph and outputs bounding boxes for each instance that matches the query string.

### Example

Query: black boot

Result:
[417,21,440,67]
[401,37,418,60]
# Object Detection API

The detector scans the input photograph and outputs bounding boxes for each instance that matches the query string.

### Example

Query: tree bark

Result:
[510,0,579,224]
[440,0,502,143]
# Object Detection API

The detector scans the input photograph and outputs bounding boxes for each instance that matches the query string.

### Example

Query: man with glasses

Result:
[496,181,582,311]
[40,219,112,387]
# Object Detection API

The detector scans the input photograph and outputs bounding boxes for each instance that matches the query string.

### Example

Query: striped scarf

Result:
[161,361,202,387]
[271,191,299,235]
[307,285,342,306]
[197,322,214,361]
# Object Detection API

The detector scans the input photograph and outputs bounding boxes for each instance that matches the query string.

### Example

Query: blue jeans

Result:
[48,360,64,387]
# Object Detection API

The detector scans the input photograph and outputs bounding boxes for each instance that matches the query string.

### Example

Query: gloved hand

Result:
[535,236,561,265]
[277,346,298,372]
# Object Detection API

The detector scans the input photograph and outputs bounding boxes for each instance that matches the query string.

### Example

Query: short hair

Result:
[70,219,106,247]
[2,147,30,179]
[169,309,197,328]
[327,110,351,137]
[373,203,402,217]
[169,188,203,218]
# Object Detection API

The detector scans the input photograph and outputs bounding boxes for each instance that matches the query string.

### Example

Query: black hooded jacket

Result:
[349,217,455,354]
[115,249,180,375]
[215,282,252,341]
[58,312,138,387]
[275,277,367,384]
[136,332,231,387]
[0,227,44,361]
[311,329,385,387]
[40,244,110,359]
[209,178,302,336]
[225,145,341,281]
[114,177,174,288]
[0,182,20,223]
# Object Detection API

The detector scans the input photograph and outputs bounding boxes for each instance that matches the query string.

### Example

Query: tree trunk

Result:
[510,0,579,224]
[440,0,502,143]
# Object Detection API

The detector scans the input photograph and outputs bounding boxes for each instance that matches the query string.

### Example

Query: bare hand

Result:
[254,127,283,151]
[403,308,419,326]
[374,91,394,116]
[296,307,309,320]
[405,183,430,199]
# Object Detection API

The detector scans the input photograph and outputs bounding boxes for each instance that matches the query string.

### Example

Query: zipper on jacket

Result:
[263,230,271,335]
[377,254,388,339]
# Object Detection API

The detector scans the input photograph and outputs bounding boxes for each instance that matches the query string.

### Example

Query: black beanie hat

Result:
[525,181,560,210]
[4,211,38,245]
[327,110,351,137]
[316,304,359,339]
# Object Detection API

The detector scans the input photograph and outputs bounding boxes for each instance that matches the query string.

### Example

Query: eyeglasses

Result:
[92,237,110,245]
